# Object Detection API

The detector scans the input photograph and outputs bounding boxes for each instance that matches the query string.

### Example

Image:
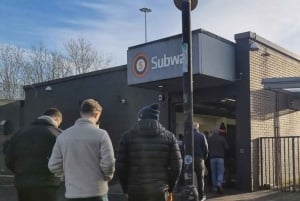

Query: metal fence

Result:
[259,136,300,192]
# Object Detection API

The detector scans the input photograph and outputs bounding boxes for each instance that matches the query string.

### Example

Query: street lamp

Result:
[174,0,199,201]
[139,7,152,43]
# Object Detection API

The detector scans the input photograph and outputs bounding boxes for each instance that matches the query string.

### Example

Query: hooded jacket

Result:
[193,129,208,159]
[5,117,61,188]
[207,128,229,158]
[116,119,182,195]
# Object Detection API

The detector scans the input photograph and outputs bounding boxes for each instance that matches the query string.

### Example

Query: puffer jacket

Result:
[116,119,182,195]
[5,118,61,188]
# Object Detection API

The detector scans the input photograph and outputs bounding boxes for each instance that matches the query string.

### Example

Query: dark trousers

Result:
[205,157,212,186]
[194,157,205,198]
[17,186,59,201]
[129,192,166,201]
[66,195,108,201]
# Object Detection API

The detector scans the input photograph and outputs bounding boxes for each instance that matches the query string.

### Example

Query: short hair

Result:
[43,108,62,119]
[193,122,199,129]
[80,99,102,114]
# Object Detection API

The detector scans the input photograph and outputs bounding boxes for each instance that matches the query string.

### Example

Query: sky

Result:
[1,0,300,66]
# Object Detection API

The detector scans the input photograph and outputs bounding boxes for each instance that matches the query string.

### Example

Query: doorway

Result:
[174,110,237,189]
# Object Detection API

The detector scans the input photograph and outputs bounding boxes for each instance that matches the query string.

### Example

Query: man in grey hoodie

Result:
[48,98,115,201]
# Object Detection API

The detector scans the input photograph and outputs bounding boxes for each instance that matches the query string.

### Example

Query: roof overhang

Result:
[127,29,236,90]
[131,74,233,93]
[262,77,300,97]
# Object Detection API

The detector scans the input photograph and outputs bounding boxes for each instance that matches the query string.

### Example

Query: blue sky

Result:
[1,0,299,66]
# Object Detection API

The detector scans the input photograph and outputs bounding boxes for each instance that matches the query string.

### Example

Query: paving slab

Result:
[0,180,299,201]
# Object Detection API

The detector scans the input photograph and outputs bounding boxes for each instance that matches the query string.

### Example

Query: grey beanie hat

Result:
[138,103,160,120]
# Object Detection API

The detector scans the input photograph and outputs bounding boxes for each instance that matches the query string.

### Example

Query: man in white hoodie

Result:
[48,98,115,201]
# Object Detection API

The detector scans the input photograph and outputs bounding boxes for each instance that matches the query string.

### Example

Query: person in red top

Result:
[219,122,226,136]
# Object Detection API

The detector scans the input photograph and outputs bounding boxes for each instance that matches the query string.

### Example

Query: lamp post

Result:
[174,0,199,201]
[139,7,151,43]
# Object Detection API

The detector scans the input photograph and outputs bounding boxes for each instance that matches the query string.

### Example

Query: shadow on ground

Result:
[0,178,299,201]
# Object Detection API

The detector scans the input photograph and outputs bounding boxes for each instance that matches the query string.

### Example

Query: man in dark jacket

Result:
[193,122,208,201]
[116,103,182,201]
[207,128,229,194]
[5,108,63,201]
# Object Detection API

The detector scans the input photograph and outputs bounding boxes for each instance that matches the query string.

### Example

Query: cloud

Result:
[1,0,300,66]
[192,0,300,53]
[50,0,300,65]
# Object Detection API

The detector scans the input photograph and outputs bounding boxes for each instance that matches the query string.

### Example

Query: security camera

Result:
[45,86,52,92]
[120,98,126,104]
[158,94,164,102]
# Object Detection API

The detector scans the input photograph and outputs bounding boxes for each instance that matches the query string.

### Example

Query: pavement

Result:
[107,183,300,201]
[0,176,299,201]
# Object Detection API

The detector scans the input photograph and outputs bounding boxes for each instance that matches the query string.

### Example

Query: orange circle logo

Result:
[132,53,150,78]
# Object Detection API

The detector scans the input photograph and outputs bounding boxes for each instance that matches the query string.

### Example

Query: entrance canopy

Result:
[262,77,300,110]
[127,29,235,93]
[262,77,300,97]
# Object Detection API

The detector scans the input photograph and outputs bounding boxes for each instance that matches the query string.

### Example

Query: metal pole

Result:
[173,1,198,199]
[144,12,147,42]
[139,8,151,43]
[182,0,194,186]
[175,0,199,200]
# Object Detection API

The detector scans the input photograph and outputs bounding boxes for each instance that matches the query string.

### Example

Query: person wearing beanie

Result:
[219,122,227,136]
[5,108,63,201]
[137,103,160,120]
[116,103,182,201]
[207,128,229,195]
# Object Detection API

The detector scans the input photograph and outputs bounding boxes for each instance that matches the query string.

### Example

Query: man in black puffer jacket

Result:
[5,108,63,201]
[116,103,182,201]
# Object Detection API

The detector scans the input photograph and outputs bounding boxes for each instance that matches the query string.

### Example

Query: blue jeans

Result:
[66,195,108,201]
[210,158,224,190]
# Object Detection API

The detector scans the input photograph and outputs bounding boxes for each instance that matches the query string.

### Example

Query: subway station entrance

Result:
[127,29,239,190]
[171,94,237,188]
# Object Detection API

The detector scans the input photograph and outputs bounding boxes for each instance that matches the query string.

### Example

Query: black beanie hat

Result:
[138,103,160,120]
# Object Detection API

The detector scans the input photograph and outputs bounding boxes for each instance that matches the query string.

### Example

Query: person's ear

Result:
[54,117,62,127]
[94,111,101,122]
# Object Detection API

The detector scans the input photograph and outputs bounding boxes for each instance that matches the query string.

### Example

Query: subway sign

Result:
[127,35,199,85]
[131,53,184,79]
[127,31,236,85]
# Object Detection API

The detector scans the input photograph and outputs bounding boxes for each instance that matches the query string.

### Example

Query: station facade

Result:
[1,29,300,191]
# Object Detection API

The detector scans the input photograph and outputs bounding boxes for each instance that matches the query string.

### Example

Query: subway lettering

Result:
[151,53,184,69]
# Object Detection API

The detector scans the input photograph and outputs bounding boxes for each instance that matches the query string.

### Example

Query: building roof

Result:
[23,65,126,90]
[235,31,300,61]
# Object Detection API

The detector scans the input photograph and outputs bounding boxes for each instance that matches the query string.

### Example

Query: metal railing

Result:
[259,136,300,191]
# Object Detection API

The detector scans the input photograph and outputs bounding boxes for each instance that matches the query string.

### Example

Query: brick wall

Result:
[250,46,300,138]
[249,44,300,190]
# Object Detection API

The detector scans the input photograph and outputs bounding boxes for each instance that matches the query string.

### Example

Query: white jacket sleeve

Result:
[48,140,64,178]
[100,133,115,181]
